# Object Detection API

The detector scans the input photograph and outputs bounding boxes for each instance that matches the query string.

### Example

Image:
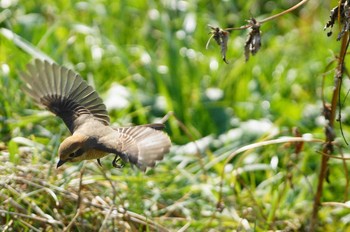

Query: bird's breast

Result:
[76,149,108,161]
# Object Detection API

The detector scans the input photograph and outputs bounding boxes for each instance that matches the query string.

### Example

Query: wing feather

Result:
[20,59,110,133]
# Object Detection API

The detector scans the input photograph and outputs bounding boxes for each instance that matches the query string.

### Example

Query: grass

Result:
[1,0,350,231]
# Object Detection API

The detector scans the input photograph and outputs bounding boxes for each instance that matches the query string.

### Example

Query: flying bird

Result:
[20,59,171,171]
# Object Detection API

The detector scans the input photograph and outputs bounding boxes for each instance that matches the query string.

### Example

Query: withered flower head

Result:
[244,18,261,61]
[206,25,230,64]
[324,1,350,40]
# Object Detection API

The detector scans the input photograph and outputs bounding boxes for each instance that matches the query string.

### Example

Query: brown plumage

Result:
[21,59,171,171]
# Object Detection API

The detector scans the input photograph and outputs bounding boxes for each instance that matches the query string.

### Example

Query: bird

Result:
[20,59,171,171]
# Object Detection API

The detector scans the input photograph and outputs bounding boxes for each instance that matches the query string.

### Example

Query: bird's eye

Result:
[69,153,75,158]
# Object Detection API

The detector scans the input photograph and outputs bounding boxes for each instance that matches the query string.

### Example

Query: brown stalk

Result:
[224,0,309,31]
[310,30,349,231]
[62,166,85,232]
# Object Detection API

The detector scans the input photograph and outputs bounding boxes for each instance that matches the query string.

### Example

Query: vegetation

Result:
[0,0,349,231]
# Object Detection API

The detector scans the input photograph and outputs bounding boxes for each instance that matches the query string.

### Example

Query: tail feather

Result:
[112,126,171,171]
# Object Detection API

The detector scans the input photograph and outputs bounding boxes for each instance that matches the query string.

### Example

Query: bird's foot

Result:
[112,155,125,168]
[97,159,102,167]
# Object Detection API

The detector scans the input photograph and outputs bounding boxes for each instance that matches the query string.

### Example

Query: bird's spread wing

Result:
[20,59,110,133]
[101,126,171,171]
[112,123,166,131]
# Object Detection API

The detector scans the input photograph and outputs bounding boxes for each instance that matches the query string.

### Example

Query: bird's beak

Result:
[56,159,67,168]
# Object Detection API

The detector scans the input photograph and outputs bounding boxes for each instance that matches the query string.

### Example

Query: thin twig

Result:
[2,219,13,232]
[0,209,63,225]
[99,207,114,232]
[163,111,207,178]
[77,165,85,210]
[2,183,57,222]
[316,150,350,160]
[340,149,350,201]
[63,208,82,232]
[259,0,309,24]
[224,0,309,31]
[321,201,350,208]
[63,166,85,232]
[18,219,42,232]
[177,221,191,232]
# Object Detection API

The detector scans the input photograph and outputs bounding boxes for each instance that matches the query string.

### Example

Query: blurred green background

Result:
[0,0,349,231]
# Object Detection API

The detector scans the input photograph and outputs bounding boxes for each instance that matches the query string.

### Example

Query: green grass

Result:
[1,0,350,231]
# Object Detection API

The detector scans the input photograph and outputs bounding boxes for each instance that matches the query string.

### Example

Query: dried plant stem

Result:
[225,0,309,31]
[310,31,350,231]
[213,137,323,227]
[163,111,207,178]
[0,209,63,226]
[259,0,309,24]
[63,208,82,232]
[63,166,85,232]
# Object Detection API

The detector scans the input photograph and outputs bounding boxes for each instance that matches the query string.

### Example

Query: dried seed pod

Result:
[337,1,350,40]
[324,5,340,37]
[244,18,261,61]
[207,25,230,64]
[324,1,350,40]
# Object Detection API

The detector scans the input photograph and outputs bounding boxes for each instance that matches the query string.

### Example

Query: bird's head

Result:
[57,134,88,167]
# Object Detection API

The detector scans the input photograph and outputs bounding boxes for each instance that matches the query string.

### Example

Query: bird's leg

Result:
[112,155,124,168]
[97,159,102,166]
